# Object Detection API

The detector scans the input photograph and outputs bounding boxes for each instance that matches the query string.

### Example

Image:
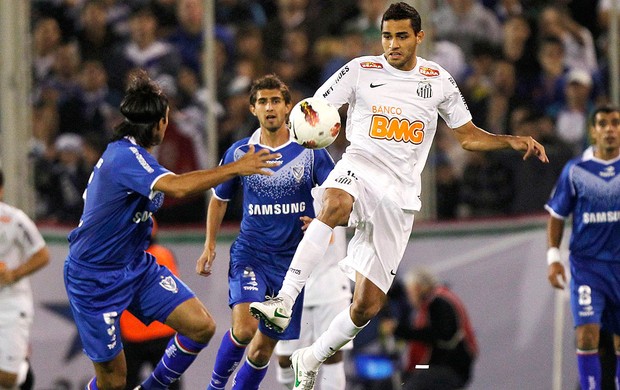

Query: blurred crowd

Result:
[29,0,617,224]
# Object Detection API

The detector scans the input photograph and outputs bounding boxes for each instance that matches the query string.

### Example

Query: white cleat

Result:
[291,347,319,390]
[249,296,292,333]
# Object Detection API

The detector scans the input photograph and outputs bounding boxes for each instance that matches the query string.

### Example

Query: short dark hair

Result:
[589,105,620,127]
[111,69,169,147]
[249,74,291,106]
[381,2,422,35]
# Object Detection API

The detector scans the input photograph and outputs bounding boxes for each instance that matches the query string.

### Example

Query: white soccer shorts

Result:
[312,156,415,294]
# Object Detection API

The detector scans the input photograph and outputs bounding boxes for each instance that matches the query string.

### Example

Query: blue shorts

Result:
[228,240,304,340]
[569,255,620,334]
[64,252,195,362]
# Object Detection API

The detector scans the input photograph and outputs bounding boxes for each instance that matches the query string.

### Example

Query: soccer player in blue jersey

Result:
[545,105,620,390]
[63,70,281,390]
[195,74,335,390]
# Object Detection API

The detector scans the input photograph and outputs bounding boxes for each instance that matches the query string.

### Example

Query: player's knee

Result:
[576,326,600,350]
[351,297,383,324]
[196,316,217,343]
[232,324,257,345]
[184,315,216,344]
[319,193,353,227]
[246,347,271,366]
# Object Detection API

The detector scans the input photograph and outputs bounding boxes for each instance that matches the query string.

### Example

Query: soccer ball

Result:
[289,97,341,149]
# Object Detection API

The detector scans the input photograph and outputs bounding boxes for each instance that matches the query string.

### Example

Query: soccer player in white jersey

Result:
[0,169,50,389]
[197,75,335,390]
[63,70,281,390]
[545,106,620,390]
[250,3,549,388]
[274,224,352,390]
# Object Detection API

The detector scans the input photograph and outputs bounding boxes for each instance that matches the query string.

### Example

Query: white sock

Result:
[276,363,294,389]
[16,360,29,386]
[279,219,333,304]
[319,361,346,390]
[312,307,366,363]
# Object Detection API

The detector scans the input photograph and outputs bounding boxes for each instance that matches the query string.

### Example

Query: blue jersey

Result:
[67,137,172,268]
[545,147,620,262]
[214,129,334,254]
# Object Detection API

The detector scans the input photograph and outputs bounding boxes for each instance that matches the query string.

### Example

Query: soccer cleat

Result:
[249,296,292,333]
[291,347,319,390]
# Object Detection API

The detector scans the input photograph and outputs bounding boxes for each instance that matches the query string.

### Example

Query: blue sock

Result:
[577,349,600,390]
[208,329,248,390]
[231,357,269,390]
[85,377,98,390]
[142,334,207,390]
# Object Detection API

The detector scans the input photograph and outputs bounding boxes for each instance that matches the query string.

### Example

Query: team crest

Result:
[292,165,304,183]
[417,82,432,98]
[160,276,179,293]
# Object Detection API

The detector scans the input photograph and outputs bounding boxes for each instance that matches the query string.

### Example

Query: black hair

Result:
[112,69,168,147]
[381,2,422,35]
[249,74,292,106]
[589,105,620,127]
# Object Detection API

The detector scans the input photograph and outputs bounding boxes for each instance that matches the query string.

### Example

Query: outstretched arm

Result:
[453,121,549,163]
[196,196,228,277]
[154,145,282,198]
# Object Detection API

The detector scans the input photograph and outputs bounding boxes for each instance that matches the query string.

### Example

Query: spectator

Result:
[168,0,205,75]
[380,268,478,390]
[506,114,572,215]
[538,5,599,73]
[0,169,50,389]
[546,68,596,156]
[500,15,538,83]
[527,36,568,110]
[460,151,513,217]
[432,0,502,57]
[76,0,121,64]
[106,5,181,93]
[215,0,268,29]
[46,133,91,223]
[32,17,62,85]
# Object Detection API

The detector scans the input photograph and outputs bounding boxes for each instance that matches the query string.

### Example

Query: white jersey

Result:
[315,55,472,211]
[0,202,46,322]
[304,226,352,306]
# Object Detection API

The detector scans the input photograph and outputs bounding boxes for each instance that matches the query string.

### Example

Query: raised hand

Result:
[235,145,282,176]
